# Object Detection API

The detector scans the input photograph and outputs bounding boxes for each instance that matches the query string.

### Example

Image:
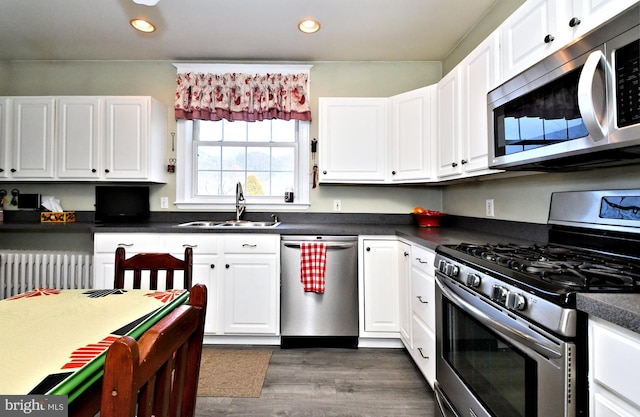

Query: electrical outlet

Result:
[486,199,495,217]
[333,200,342,212]
[160,197,169,209]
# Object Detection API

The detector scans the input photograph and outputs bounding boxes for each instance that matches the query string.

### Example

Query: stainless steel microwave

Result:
[488,5,640,171]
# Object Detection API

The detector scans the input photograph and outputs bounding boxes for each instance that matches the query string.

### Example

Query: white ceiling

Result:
[0,0,498,62]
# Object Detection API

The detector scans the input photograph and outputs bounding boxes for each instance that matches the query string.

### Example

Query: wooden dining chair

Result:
[99,283,207,417]
[114,246,193,290]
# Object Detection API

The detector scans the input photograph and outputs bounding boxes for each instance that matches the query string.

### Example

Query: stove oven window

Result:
[444,302,537,417]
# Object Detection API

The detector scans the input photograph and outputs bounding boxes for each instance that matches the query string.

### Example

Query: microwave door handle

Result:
[577,50,613,142]
[436,276,562,359]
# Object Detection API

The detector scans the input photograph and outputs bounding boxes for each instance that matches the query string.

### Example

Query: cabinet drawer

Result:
[223,234,278,254]
[591,319,640,409]
[162,234,219,255]
[94,233,160,253]
[411,245,435,274]
[411,271,435,329]
[412,315,435,387]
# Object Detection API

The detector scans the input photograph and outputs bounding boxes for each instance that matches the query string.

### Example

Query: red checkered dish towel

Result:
[300,242,328,293]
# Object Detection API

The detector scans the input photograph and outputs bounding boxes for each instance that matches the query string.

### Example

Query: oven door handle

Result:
[436,275,563,359]
[434,381,461,417]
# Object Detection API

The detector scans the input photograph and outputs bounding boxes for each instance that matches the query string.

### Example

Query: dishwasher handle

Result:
[283,242,356,249]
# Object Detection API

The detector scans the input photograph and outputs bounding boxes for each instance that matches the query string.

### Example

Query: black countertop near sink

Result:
[2,210,638,333]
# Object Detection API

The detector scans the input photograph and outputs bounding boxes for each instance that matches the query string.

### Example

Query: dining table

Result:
[0,287,190,411]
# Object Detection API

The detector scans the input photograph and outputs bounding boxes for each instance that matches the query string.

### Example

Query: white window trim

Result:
[173,63,312,211]
[174,119,311,211]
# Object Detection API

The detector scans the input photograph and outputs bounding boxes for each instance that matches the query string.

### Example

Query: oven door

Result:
[435,273,577,417]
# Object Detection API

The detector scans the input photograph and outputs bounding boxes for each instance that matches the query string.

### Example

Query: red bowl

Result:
[413,212,447,228]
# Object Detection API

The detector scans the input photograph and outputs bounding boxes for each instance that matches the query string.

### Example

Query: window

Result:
[175,118,310,210]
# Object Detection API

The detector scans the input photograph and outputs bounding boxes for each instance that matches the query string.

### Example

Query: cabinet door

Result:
[56,97,101,179]
[436,69,462,178]
[570,0,638,39]
[361,239,399,334]
[319,98,387,183]
[189,255,219,334]
[390,86,436,182]
[460,34,501,175]
[0,99,7,179]
[11,98,55,179]
[222,255,278,335]
[500,0,561,82]
[103,97,149,180]
[398,241,412,346]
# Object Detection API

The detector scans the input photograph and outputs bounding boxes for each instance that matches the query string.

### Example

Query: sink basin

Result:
[176,221,224,228]
[176,220,280,228]
[216,220,281,228]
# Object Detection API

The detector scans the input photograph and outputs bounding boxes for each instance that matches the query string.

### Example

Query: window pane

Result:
[272,147,294,171]
[197,171,221,195]
[221,172,244,195]
[272,119,296,142]
[247,147,271,171]
[272,172,295,196]
[247,172,269,195]
[248,121,271,142]
[223,120,247,142]
[222,147,246,171]
[198,121,223,141]
[197,146,221,170]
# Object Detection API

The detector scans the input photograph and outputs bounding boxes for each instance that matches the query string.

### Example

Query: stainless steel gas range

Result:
[434,189,640,417]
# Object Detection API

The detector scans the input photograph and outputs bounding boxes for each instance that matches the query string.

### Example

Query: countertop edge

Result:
[576,293,640,334]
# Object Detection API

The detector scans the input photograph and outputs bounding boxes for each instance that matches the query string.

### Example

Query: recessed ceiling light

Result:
[298,19,320,34]
[130,18,156,33]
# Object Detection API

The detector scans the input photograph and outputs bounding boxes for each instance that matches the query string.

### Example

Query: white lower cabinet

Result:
[589,316,640,416]
[359,237,400,339]
[405,241,437,389]
[94,233,279,339]
[221,235,279,335]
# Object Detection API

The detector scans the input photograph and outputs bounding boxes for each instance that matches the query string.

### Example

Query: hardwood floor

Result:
[196,347,435,417]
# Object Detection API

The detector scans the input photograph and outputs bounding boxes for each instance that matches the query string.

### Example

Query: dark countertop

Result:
[2,212,638,334]
[577,293,640,334]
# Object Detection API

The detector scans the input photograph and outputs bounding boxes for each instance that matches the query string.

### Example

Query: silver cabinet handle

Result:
[182,244,198,248]
[416,296,428,304]
[416,258,429,264]
[242,243,257,248]
[417,348,429,359]
[117,243,134,247]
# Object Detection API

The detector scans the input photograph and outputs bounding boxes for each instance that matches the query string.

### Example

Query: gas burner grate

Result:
[451,243,640,291]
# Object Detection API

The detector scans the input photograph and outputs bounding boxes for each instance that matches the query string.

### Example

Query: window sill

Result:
[174,202,310,211]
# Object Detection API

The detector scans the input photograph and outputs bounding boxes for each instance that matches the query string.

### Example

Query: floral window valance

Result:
[175,72,311,122]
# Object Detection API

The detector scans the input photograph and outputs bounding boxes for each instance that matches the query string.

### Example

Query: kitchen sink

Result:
[176,220,281,228]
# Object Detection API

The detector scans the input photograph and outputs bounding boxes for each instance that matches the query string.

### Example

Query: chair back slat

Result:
[114,247,193,290]
[100,284,207,417]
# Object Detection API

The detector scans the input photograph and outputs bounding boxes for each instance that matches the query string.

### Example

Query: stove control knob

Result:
[491,285,508,304]
[506,292,527,311]
[445,263,459,277]
[466,273,481,288]
[437,260,448,273]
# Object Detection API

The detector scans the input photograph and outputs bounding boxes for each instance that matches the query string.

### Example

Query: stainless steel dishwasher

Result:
[280,236,358,348]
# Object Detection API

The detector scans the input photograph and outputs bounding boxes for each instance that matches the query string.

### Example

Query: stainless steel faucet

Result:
[236,181,246,221]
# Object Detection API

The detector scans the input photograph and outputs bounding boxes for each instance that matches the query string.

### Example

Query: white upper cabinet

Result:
[0,96,167,183]
[500,0,638,83]
[319,90,435,184]
[0,99,7,179]
[319,97,388,183]
[10,98,56,179]
[56,97,101,179]
[500,0,561,82]
[437,33,501,180]
[389,86,436,182]
[436,68,461,178]
[459,34,502,176]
